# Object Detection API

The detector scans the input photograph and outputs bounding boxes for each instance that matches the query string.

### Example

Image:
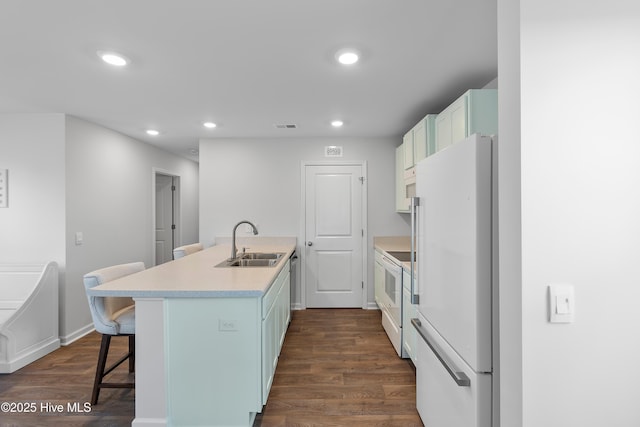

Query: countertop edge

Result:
[373,236,415,272]
[87,243,296,298]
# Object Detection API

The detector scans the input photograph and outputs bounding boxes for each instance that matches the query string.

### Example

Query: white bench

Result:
[0,262,60,373]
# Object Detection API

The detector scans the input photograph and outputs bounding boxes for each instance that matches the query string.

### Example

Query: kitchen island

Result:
[87,239,296,427]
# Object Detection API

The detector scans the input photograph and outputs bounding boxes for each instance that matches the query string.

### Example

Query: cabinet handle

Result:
[307,241,313,247]
[411,318,470,387]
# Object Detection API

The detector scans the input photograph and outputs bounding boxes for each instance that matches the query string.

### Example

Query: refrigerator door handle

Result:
[410,197,419,304]
[411,318,471,387]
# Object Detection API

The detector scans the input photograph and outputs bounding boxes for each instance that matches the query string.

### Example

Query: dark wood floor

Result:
[0,309,422,427]
[0,332,134,426]
[254,309,423,427]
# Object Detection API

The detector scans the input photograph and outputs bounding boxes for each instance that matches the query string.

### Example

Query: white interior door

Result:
[155,174,175,265]
[304,164,364,308]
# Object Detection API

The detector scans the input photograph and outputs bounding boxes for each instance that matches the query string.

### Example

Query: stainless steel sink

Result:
[241,252,284,260]
[215,252,285,268]
[229,259,279,267]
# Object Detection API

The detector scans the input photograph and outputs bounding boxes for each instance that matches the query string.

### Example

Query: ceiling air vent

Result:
[274,124,297,129]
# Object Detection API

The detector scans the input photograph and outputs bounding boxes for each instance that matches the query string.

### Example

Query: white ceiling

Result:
[0,0,497,162]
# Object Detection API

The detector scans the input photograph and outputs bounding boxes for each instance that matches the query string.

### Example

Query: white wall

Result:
[199,137,409,307]
[514,2,640,426]
[497,0,522,425]
[0,114,66,265]
[64,116,199,341]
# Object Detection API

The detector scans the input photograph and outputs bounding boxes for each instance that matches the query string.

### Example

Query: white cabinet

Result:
[402,268,417,363]
[397,114,436,213]
[395,146,410,213]
[413,114,437,163]
[402,114,437,172]
[435,89,498,152]
[262,293,278,402]
[403,114,437,169]
[374,250,385,306]
[403,130,414,170]
[396,89,496,214]
[261,260,290,403]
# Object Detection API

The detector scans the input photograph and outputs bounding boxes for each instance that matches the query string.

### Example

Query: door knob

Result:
[307,241,313,246]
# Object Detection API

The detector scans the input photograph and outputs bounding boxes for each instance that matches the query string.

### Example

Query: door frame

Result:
[152,167,181,266]
[299,160,368,309]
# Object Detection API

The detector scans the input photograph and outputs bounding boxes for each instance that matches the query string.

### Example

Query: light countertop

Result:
[87,242,296,298]
[373,236,416,272]
[373,236,410,253]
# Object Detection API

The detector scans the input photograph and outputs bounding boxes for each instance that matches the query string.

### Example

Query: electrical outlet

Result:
[218,319,238,332]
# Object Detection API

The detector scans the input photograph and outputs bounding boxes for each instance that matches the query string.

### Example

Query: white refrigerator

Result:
[411,134,495,427]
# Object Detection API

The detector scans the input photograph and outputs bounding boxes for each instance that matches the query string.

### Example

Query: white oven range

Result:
[374,249,410,356]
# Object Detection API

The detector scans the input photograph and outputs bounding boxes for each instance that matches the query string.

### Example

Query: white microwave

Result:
[404,167,417,200]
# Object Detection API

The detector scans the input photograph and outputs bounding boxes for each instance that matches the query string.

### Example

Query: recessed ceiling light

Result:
[146,129,159,136]
[203,122,217,129]
[336,49,359,65]
[331,120,344,127]
[97,50,129,67]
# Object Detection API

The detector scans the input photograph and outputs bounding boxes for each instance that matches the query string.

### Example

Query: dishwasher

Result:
[289,251,298,314]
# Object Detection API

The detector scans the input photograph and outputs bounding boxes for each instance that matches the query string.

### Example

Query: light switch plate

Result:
[549,284,575,323]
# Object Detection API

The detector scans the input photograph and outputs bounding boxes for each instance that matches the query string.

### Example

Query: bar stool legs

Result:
[91,334,135,405]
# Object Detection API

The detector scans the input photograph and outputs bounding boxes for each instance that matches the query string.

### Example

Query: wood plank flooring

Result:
[0,332,134,426]
[0,309,422,427]
[254,309,423,426]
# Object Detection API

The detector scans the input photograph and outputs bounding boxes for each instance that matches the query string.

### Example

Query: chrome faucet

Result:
[230,220,258,260]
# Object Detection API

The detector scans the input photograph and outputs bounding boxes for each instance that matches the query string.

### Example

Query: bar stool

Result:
[172,242,203,259]
[83,262,145,405]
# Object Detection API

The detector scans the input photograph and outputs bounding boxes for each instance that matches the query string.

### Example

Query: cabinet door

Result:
[374,255,385,307]
[403,130,414,170]
[262,301,277,403]
[435,111,451,152]
[467,89,498,137]
[436,94,468,151]
[413,119,427,163]
[402,270,417,363]
[278,271,290,350]
[395,146,410,212]
[450,95,468,146]
[425,115,437,157]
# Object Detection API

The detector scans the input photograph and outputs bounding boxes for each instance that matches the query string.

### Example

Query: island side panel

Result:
[133,298,167,427]
[165,297,262,426]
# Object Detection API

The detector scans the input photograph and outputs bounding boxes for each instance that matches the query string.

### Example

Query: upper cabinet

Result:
[397,114,436,213]
[402,130,414,170]
[435,89,498,151]
[395,88,497,214]
[396,145,410,213]
[402,114,437,170]
[414,114,437,162]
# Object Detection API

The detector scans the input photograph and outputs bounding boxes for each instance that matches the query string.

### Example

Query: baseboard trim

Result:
[60,323,94,346]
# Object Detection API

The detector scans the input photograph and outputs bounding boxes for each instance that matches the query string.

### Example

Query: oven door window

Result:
[385,269,398,304]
